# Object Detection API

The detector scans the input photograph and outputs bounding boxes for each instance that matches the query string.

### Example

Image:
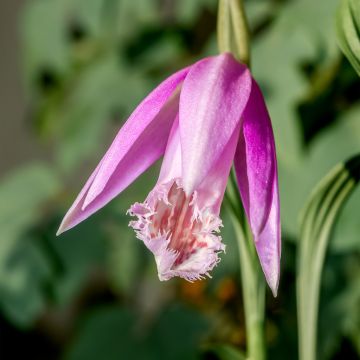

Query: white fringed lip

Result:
[128,179,225,281]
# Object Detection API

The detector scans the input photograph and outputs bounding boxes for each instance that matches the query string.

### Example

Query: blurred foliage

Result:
[0,0,359,359]
[297,155,360,360]
[337,0,360,76]
[65,304,209,360]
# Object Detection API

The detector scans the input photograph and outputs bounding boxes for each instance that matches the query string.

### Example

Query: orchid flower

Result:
[57,53,281,295]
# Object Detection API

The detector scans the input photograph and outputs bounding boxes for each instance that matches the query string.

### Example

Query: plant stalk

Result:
[218,1,265,358]
[217,0,251,66]
[226,173,266,360]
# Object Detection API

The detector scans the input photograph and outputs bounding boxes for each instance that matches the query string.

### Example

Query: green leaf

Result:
[48,216,107,304]
[177,0,216,24]
[21,0,71,85]
[0,163,60,326]
[21,0,158,173]
[105,218,142,294]
[149,305,209,360]
[0,233,53,327]
[297,154,360,360]
[205,344,246,360]
[337,0,360,76]
[280,103,360,246]
[64,306,145,360]
[252,0,339,165]
[318,257,360,358]
[65,304,209,360]
[52,53,150,172]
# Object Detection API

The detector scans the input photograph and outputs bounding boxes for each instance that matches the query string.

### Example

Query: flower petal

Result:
[254,180,280,296]
[83,67,189,208]
[179,53,252,195]
[196,122,241,214]
[57,67,189,234]
[157,115,182,184]
[234,79,281,295]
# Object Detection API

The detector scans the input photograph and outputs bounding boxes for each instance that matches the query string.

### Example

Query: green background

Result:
[0,0,359,358]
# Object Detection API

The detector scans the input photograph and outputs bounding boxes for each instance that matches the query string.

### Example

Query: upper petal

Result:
[234,79,281,295]
[83,67,189,207]
[57,67,189,234]
[179,53,252,195]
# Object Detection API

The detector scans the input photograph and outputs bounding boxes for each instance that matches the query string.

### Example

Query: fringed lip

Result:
[128,179,225,281]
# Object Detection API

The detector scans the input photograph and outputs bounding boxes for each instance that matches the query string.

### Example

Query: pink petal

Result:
[196,122,241,214]
[128,119,241,282]
[234,79,281,296]
[179,53,252,195]
[57,67,189,234]
[253,180,280,296]
[158,111,241,215]
[157,115,182,184]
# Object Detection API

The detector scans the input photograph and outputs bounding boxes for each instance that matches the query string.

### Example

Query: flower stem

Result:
[217,0,251,66]
[219,1,265,358]
[226,172,266,360]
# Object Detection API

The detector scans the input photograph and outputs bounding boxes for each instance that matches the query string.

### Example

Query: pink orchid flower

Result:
[57,53,281,295]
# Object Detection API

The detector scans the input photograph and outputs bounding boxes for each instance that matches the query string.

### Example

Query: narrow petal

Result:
[234,79,281,295]
[57,67,189,234]
[253,180,280,296]
[179,53,252,195]
[83,67,189,207]
[157,115,182,184]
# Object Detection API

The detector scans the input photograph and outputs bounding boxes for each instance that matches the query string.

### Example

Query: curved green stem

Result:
[226,173,266,360]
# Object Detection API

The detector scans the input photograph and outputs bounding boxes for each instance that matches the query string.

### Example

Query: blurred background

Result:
[0,0,359,359]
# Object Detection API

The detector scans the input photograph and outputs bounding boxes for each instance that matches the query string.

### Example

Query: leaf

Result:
[48,215,107,304]
[21,0,71,85]
[317,256,360,358]
[0,163,60,326]
[177,0,216,24]
[340,275,360,354]
[65,304,208,360]
[245,0,274,32]
[149,304,209,360]
[297,154,360,360]
[0,233,53,327]
[52,53,150,172]
[280,103,360,247]
[252,0,339,165]
[337,0,360,76]
[21,0,158,173]
[204,344,246,360]
[64,306,145,360]
[105,218,142,294]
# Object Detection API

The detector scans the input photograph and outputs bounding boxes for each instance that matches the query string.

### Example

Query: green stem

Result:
[218,1,264,358]
[226,173,266,360]
[234,220,266,360]
[217,0,251,66]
